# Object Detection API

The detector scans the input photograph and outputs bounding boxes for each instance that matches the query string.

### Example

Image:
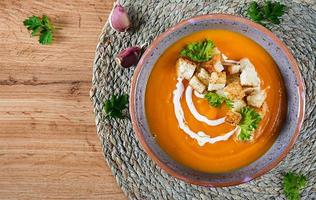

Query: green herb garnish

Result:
[180,39,215,62]
[205,92,232,109]
[237,107,262,141]
[23,15,54,45]
[103,94,129,119]
[283,172,307,200]
[247,1,285,26]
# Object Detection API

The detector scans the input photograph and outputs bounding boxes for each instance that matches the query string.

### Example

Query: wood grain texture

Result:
[0,0,125,199]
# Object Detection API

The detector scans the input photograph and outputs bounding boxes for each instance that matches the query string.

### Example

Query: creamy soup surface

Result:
[145,30,286,173]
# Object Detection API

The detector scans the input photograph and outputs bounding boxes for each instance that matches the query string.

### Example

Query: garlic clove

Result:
[115,46,142,68]
[109,3,131,32]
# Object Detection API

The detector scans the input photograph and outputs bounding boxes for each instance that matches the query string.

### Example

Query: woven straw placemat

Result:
[90,0,316,199]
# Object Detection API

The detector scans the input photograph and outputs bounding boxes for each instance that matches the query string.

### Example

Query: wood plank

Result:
[0,0,126,199]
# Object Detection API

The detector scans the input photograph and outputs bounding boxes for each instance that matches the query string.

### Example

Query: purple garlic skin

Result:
[115,46,142,68]
[109,3,131,32]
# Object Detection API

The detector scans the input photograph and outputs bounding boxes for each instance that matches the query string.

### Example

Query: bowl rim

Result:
[129,14,305,187]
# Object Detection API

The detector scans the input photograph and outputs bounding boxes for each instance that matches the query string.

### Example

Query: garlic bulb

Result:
[115,46,142,68]
[109,3,131,32]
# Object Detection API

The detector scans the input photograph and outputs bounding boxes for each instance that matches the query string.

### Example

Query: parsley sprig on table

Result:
[205,92,232,109]
[180,40,215,62]
[283,172,307,200]
[247,1,286,26]
[237,107,261,141]
[23,15,54,45]
[103,94,129,119]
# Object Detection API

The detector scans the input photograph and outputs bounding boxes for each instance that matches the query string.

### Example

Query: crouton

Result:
[221,53,228,61]
[197,68,212,85]
[201,61,213,73]
[240,58,255,70]
[239,58,260,87]
[232,100,246,112]
[240,67,260,87]
[246,90,266,108]
[224,81,245,100]
[243,86,260,95]
[214,60,224,72]
[216,88,227,97]
[176,58,197,80]
[227,64,241,74]
[189,76,206,94]
[209,72,226,84]
[212,47,221,55]
[225,110,242,126]
[226,73,240,84]
[255,102,268,118]
[223,59,240,66]
[208,72,226,91]
[201,53,224,73]
[208,83,226,91]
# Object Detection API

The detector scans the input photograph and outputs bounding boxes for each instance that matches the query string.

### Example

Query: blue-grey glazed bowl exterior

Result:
[130,14,305,187]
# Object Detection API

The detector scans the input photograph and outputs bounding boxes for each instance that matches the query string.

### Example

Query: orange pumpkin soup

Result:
[145,30,286,173]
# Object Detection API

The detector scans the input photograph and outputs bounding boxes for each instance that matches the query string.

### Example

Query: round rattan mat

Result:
[90,0,316,199]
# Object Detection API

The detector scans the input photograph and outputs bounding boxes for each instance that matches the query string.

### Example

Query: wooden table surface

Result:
[0,0,126,199]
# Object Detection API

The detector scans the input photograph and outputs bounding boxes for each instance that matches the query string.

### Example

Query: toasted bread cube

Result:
[227,73,240,84]
[216,88,227,97]
[214,60,224,72]
[255,102,268,117]
[201,60,214,73]
[209,72,219,83]
[247,90,266,108]
[202,53,223,72]
[212,47,221,55]
[240,67,260,87]
[209,72,226,84]
[222,53,228,61]
[189,76,206,94]
[176,58,197,80]
[208,83,226,91]
[225,110,242,126]
[224,81,245,100]
[243,86,260,95]
[240,58,260,87]
[217,72,226,84]
[208,72,226,91]
[232,100,246,112]
[227,64,241,74]
[240,58,255,70]
[197,68,212,85]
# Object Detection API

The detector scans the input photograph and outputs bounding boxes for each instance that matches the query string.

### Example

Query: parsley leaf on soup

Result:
[283,172,307,200]
[23,15,54,45]
[237,107,261,141]
[247,1,285,26]
[205,92,232,109]
[103,94,129,119]
[180,39,215,62]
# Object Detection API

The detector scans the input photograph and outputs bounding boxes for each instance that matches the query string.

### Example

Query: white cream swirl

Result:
[186,86,225,126]
[173,78,237,146]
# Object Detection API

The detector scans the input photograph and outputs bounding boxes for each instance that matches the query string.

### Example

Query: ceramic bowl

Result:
[130,14,305,187]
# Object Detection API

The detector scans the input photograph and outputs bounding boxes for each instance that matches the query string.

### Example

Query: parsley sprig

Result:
[23,15,54,45]
[103,94,129,119]
[180,40,215,62]
[237,107,262,141]
[247,1,286,26]
[283,172,307,200]
[205,92,232,109]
